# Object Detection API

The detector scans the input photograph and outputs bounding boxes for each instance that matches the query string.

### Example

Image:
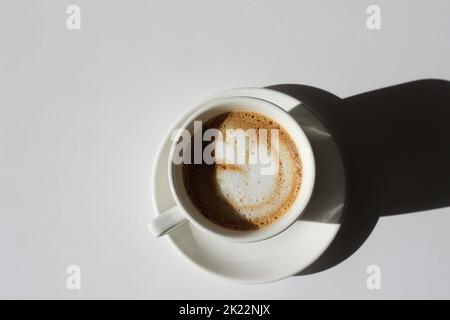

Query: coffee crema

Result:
[182,111,302,231]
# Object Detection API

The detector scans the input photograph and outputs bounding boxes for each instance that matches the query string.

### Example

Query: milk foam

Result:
[183,111,302,230]
[216,143,296,223]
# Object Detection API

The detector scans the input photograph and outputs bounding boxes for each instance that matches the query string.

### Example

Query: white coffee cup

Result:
[148,96,315,242]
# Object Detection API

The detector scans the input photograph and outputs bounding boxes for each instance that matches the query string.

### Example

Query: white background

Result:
[1,0,450,299]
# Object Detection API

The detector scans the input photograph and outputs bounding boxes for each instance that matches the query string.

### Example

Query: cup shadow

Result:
[267,79,450,275]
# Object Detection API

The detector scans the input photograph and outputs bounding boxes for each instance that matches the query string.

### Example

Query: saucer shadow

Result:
[267,79,450,275]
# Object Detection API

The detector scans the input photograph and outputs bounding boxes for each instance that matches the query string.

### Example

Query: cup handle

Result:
[147,206,187,237]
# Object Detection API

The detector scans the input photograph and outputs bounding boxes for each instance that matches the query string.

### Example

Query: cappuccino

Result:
[183,111,302,231]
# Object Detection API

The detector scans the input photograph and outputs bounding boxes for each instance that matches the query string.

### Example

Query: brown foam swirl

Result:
[183,111,302,231]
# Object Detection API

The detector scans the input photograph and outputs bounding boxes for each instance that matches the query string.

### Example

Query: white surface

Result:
[1,0,450,298]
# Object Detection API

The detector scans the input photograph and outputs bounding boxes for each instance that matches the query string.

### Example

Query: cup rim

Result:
[167,95,316,242]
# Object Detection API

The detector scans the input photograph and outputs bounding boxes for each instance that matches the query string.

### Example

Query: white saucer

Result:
[151,88,347,284]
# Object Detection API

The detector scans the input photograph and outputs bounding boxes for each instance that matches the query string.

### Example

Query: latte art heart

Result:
[183,111,302,231]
